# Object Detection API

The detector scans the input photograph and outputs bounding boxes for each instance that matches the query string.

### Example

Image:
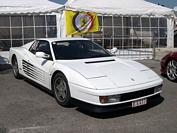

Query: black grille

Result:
[85,59,115,64]
[22,60,45,83]
[120,87,154,101]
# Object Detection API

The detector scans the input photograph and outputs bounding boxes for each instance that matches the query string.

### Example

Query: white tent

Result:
[0,0,63,14]
[0,0,175,48]
[65,0,173,16]
[0,0,64,51]
[58,0,175,48]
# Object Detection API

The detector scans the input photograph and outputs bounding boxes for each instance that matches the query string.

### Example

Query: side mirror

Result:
[35,51,50,59]
[111,47,118,55]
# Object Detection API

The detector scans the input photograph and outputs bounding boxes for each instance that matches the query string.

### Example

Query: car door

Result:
[22,40,53,89]
[174,30,177,47]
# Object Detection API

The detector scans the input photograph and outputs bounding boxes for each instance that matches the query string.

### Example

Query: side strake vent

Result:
[85,59,115,64]
[22,60,45,83]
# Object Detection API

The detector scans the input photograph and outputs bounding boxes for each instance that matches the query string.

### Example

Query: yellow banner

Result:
[65,10,100,35]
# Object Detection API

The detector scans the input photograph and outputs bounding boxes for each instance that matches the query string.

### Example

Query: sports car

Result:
[160,51,177,82]
[9,38,163,112]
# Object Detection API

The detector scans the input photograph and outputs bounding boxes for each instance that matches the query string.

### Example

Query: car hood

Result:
[58,57,160,88]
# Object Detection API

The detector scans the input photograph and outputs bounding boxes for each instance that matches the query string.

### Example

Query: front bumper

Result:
[71,94,161,113]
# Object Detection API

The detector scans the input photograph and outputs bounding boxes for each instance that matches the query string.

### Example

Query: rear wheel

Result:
[52,73,71,107]
[166,59,177,81]
[12,56,21,79]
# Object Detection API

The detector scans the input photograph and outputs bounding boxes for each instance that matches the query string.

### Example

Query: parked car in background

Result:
[174,30,177,47]
[9,38,163,112]
[160,52,177,82]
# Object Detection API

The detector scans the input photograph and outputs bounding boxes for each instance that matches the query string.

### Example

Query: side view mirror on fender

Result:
[35,51,50,59]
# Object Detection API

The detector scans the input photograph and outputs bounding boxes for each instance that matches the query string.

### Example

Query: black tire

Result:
[12,56,21,79]
[166,59,177,82]
[52,73,71,107]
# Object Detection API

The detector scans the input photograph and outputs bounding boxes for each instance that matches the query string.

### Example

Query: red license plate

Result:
[132,98,147,108]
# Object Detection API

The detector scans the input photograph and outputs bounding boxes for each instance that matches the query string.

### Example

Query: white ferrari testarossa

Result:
[9,38,163,112]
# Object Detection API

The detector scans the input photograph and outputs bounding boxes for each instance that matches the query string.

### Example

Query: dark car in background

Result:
[174,30,177,47]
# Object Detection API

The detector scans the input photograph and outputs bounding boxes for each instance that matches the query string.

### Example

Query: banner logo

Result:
[72,12,93,32]
[65,11,100,35]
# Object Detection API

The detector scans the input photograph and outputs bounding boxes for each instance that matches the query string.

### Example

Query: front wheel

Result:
[166,59,177,82]
[52,73,71,107]
[12,56,21,79]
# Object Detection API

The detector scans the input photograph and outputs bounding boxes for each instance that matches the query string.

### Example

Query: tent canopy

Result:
[0,0,64,14]
[65,0,174,16]
[0,0,173,16]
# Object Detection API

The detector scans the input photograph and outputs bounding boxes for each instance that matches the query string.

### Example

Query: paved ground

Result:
[0,60,177,133]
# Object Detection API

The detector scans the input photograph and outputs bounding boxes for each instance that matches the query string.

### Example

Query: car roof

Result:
[22,37,90,49]
[36,37,90,43]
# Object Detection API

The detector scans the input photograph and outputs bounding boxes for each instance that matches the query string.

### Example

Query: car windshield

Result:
[51,40,113,60]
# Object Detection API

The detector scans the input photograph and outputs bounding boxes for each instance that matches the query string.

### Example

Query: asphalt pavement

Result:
[0,59,177,133]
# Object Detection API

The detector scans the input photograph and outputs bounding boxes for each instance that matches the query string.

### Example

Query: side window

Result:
[29,41,39,54]
[29,40,51,56]
[36,41,51,55]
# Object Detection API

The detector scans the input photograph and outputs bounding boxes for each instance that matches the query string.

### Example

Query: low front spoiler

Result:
[71,94,161,113]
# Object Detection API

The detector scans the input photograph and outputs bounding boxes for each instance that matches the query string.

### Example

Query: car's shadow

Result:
[24,79,76,108]
[24,78,164,118]
[161,74,177,83]
[24,79,54,96]
[75,96,164,119]
[161,73,166,78]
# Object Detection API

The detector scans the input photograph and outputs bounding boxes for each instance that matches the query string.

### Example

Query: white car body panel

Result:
[59,57,160,88]
[69,78,162,106]
[10,47,53,89]
[9,38,163,111]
